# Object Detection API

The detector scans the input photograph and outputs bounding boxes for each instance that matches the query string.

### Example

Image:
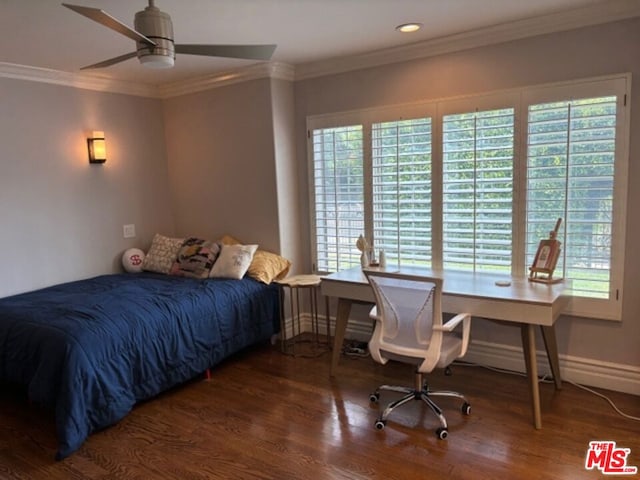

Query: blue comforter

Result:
[0,273,279,459]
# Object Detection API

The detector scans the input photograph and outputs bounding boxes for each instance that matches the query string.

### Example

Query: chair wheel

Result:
[374,419,386,430]
[436,427,448,439]
[462,402,471,415]
[369,392,380,403]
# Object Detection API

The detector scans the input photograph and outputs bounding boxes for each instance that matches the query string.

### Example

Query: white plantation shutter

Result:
[372,117,432,267]
[311,125,364,272]
[442,108,515,273]
[307,75,628,319]
[526,96,617,299]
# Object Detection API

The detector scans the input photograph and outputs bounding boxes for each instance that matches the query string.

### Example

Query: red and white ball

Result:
[122,248,145,273]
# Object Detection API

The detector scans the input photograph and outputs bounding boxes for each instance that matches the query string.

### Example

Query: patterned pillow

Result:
[142,234,184,274]
[209,244,258,280]
[170,237,220,279]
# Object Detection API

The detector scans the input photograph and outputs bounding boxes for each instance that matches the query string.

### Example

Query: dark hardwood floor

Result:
[1,339,638,479]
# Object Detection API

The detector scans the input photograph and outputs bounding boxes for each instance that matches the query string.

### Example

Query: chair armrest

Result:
[434,313,472,357]
[434,312,469,332]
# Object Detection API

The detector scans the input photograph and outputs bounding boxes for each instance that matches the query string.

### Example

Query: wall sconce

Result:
[87,131,107,164]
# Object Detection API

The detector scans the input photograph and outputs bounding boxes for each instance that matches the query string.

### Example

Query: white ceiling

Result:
[1,0,639,88]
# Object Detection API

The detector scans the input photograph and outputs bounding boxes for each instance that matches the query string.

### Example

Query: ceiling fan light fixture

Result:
[396,22,423,33]
[139,53,174,68]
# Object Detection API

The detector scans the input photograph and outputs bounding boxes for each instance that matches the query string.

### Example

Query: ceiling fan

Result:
[62,0,277,70]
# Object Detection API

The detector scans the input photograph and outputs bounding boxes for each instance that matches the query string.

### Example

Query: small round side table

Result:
[277,274,330,356]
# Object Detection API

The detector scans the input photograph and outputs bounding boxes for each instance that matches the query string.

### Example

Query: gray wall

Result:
[294,18,640,368]
[162,78,283,253]
[0,78,173,297]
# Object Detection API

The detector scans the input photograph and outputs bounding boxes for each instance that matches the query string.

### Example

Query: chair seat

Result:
[373,333,463,371]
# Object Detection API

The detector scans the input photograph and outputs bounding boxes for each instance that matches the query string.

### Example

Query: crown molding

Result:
[0,61,295,98]
[294,0,640,80]
[0,62,159,97]
[157,62,295,98]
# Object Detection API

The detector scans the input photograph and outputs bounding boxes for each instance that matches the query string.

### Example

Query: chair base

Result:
[369,371,471,439]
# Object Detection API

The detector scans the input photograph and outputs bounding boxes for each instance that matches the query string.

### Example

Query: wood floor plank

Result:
[0,341,638,479]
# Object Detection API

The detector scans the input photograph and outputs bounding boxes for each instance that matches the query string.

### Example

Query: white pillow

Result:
[209,244,258,279]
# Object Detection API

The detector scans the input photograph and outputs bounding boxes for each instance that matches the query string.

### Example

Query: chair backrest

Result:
[365,270,446,373]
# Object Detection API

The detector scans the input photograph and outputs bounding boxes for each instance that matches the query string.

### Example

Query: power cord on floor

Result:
[342,341,370,358]
[452,360,640,422]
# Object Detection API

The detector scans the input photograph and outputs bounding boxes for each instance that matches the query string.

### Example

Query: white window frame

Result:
[307,74,630,321]
[520,76,629,320]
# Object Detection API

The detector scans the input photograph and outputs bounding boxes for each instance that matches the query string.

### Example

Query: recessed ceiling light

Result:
[396,23,423,33]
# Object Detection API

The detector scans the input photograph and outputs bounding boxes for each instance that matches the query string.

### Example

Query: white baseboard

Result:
[463,340,640,396]
[282,314,640,396]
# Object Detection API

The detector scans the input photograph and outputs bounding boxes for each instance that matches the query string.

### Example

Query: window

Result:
[309,105,435,271]
[308,75,629,320]
[442,108,515,273]
[372,118,432,267]
[526,96,617,298]
[311,125,363,272]
[523,78,628,320]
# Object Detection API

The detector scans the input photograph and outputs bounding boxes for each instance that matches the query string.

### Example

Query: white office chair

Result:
[364,270,472,439]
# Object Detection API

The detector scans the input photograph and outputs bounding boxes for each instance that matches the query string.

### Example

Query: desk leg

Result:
[330,298,353,377]
[540,325,562,390]
[278,286,286,352]
[521,324,542,429]
[325,296,331,345]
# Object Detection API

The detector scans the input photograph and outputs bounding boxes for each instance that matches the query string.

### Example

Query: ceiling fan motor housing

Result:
[134,5,175,68]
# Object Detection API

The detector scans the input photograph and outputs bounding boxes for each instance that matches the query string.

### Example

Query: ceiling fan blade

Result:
[80,52,138,70]
[175,44,277,61]
[62,3,155,46]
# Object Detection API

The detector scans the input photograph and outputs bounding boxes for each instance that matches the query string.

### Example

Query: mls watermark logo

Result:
[585,441,638,475]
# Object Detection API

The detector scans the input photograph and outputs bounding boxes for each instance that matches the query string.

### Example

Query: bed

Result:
[0,272,280,459]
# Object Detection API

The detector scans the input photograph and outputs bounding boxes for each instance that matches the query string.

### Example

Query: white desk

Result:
[321,266,570,429]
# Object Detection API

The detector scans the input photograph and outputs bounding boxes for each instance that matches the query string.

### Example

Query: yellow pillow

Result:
[247,250,292,284]
[219,234,241,245]
[218,234,291,284]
